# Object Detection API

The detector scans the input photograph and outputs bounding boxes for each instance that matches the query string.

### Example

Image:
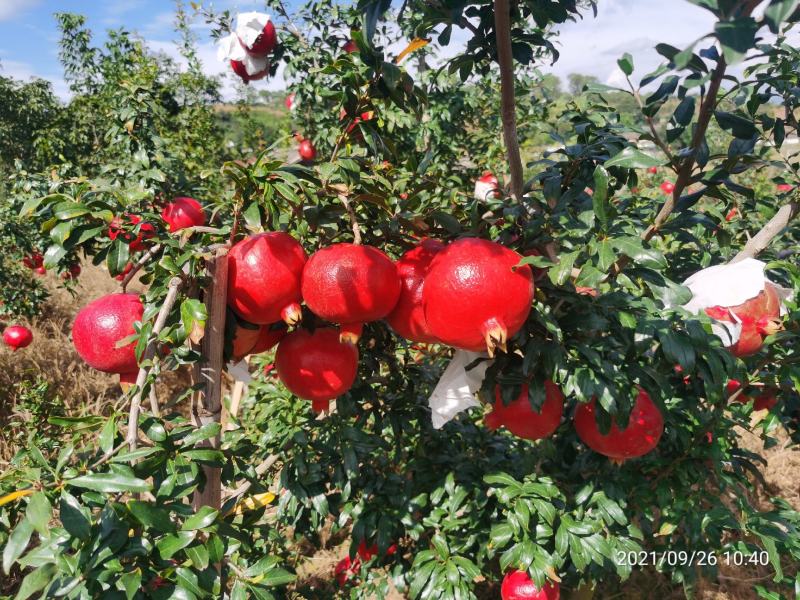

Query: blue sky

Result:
[0,0,731,100]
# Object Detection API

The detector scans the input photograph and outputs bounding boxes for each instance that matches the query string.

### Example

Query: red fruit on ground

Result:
[487,381,564,441]
[574,388,664,461]
[162,197,206,233]
[241,20,277,55]
[660,181,675,194]
[422,238,534,356]
[108,214,155,252]
[385,239,445,343]
[298,138,316,161]
[343,39,357,53]
[62,264,81,280]
[501,570,560,600]
[227,232,307,325]
[334,556,359,587]
[34,266,47,276]
[302,243,401,343]
[22,253,43,269]
[250,323,287,354]
[647,166,658,174]
[3,325,33,351]
[275,327,359,413]
[72,293,143,379]
[703,283,782,357]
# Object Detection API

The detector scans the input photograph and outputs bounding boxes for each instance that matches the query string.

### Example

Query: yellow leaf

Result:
[657,521,676,536]
[0,489,34,507]
[225,492,276,517]
[396,38,430,64]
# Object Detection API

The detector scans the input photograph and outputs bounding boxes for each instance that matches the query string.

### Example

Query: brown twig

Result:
[626,75,676,167]
[120,244,162,292]
[223,453,282,501]
[731,200,800,263]
[338,193,362,244]
[493,0,524,202]
[126,276,183,452]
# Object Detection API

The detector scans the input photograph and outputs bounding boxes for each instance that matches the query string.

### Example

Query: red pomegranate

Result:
[776,183,794,192]
[342,39,358,53]
[660,181,675,195]
[487,381,564,441]
[72,293,143,380]
[162,197,206,233]
[754,389,778,411]
[422,238,534,356]
[230,323,261,362]
[574,388,664,461]
[3,325,33,351]
[275,327,359,413]
[227,232,307,325]
[647,166,658,174]
[61,264,81,280]
[385,239,444,343]
[22,253,43,269]
[231,60,268,82]
[474,171,501,201]
[704,283,782,357]
[34,266,47,276]
[725,207,739,222]
[334,540,397,588]
[285,92,296,111]
[298,138,316,161]
[302,243,401,343]
[108,214,155,252]
[501,571,560,600]
[250,323,287,354]
[240,19,277,55]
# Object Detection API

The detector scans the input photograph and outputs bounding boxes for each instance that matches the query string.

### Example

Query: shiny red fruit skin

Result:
[241,20,277,55]
[647,166,658,174]
[275,328,359,411]
[34,266,47,276]
[250,323,287,354]
[660,181,675,194]
[3,326,33,351]
[704,283,781,357]
[574,389,664,460]
[487,381,564,441]
[72,293,143,377]
[343,39,357,53]
[227,233,306,325]
[754,390,778,411]
[298,139,316,161]
[501,571,560,600]
[302,243,401,326]
[422,238,534,353]
[162,197,206,233]
[385,239,444,343]
[23,253,43,269]
[62,264,81,280]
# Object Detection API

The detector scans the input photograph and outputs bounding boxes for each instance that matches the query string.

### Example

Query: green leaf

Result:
[50,221,73,244]
[715,18,758,64]
[107,240,131,276]
[3,517,33,574]
[128,500,176,533]
[257,567,296,587]
[764,0,800,32]
[592,165,610,228]
[714,111,756,139]
[59,492,91,541]
[15,563,57,600]
[25,493,51,536]
[119,570,142,600]
[175,567,208,599]
[182,506,219,531]
[156,531,196,559]
[181,423,221,447]
[99,415,116,455]
[605,147,665,169]
[617,53,633,76]
[67,472,151,493]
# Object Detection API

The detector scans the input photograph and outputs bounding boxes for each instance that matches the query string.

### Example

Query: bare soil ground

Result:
[1,262,798,599]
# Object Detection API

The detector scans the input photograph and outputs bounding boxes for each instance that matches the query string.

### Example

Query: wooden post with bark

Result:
[192,247,229,511]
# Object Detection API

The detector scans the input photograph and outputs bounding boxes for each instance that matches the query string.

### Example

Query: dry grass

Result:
[1,263,798,598]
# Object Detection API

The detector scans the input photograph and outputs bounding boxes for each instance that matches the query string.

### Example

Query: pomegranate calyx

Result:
[281,303,303,326]
[312,398,331,414]
[482,318,508,358]
[340,322,364,345]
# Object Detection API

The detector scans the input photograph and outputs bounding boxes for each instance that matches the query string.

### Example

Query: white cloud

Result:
[0,0,42,22]
[0,57,70,99]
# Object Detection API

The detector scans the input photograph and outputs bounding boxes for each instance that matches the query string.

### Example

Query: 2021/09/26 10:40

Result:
[615,550,772,567]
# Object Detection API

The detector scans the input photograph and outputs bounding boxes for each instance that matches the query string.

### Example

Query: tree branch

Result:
[120,244,162,292]
[493,0,524,202]
[731,200,800,263]
[126,276,183,452]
